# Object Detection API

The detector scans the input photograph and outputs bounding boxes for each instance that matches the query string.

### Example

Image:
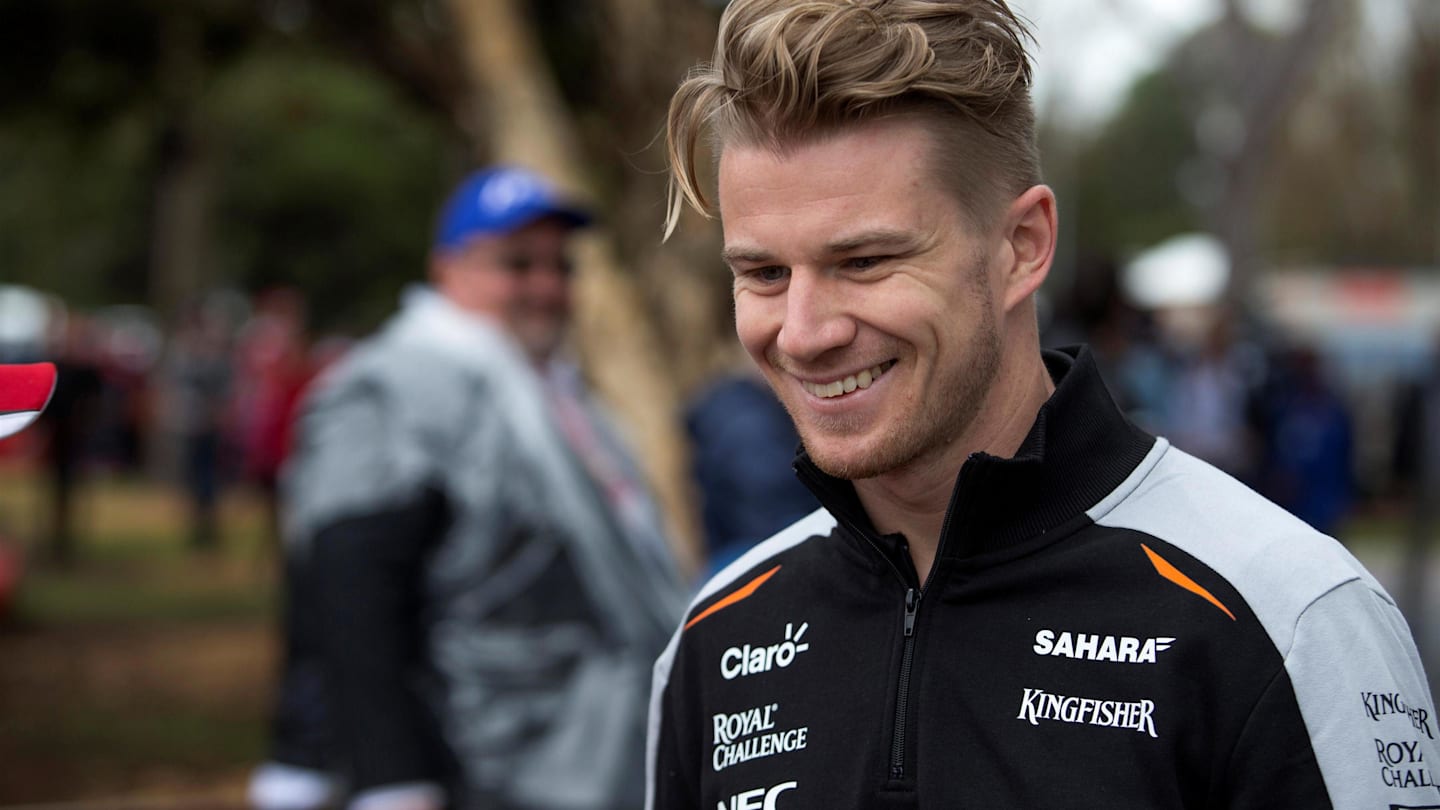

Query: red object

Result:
[0,362,58,440]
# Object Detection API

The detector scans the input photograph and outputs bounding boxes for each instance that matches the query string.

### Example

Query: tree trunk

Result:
[1210,0,1346,299]
[444,0,701,569]
[1409,0,1440,263]
[149,11,213,327]
[150,124,211,326]
[592,0,733,398]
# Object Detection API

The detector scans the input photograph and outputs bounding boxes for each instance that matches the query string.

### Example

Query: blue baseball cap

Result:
[433,166,592,252]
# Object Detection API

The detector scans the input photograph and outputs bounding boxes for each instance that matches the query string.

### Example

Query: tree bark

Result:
[592,0,733,397]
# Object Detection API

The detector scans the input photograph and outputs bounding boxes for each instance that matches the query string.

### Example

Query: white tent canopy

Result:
[1122,233,1231,310]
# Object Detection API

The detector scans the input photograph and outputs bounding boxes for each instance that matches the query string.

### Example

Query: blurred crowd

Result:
[1,263,1437,566]
[0,283,347,562]
[1044,256,1437,542]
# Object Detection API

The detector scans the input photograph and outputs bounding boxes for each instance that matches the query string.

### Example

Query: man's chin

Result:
[802,438,896,482]
[513,326,567,364]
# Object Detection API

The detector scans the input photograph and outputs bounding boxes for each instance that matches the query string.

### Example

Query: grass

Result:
[9,699,269,768]
[17,569,274,624]
[0,461,279,806]
[0,464,278,624]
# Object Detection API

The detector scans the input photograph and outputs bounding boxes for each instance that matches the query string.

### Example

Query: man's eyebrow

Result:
[721,245,773,266]
[825,229,921,254]
[721,230,921,267]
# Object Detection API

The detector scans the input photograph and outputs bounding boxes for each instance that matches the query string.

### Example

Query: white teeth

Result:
[802,362,891,399]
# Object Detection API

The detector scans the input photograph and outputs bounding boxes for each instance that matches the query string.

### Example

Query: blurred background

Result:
[0,0,1436,806]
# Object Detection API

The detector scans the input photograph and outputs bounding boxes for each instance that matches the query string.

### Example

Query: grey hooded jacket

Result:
[281,288,687,809]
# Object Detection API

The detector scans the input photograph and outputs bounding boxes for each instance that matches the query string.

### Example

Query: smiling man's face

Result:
[433,216,575,365]
[719,116,1006,481]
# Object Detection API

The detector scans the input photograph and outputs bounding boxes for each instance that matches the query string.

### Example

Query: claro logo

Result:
[721,622,810,680]
[719,781,797,810]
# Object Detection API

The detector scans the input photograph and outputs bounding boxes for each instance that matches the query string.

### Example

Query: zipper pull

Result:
[903,588,918,637]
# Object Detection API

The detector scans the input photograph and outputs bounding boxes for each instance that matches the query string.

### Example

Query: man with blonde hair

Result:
[647,1,1438,808]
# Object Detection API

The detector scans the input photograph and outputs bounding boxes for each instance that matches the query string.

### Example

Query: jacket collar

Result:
[795,345,1156,563]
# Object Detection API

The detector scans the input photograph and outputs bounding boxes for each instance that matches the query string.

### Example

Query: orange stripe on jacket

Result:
[1142,544,1236,621]
[685,565,781,630]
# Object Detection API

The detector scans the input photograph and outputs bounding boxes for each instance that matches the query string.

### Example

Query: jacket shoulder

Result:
[284,335,503,543]
[685,507,840,619]
[1091,439,1391,655]
[690,508,836,611]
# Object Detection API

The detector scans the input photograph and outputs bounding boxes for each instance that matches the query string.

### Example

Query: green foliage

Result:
[207,45,460,333]
[1069,70,1204,260]
[0,110,154,306]
[0,1,463,333]
[0,0,168,305]
[0,0,160,120]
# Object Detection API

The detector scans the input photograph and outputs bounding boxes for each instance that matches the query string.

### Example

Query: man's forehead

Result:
[719,121,944,204]
[465,216,574,251]
[718,114,999,228]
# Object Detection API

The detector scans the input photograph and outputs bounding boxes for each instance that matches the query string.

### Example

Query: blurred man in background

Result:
[251,166,686,810]
[162,301,234,551]
[684,364,816,576]
[36,317,102,566]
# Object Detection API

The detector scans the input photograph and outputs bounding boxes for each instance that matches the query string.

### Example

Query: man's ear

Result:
[999,185,1057,313]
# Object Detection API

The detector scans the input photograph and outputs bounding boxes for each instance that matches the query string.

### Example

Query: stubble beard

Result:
[788,257,1002,481]
[511,303,570,365]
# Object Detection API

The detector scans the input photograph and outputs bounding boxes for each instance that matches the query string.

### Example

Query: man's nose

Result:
[522,260,571,300]
[774,269,855,362]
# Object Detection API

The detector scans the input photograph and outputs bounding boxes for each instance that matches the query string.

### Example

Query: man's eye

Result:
[753,266,788,283]
[503,255,573,276]
[845,256,885,270]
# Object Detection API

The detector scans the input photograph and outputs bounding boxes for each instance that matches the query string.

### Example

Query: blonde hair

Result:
[665,0,1040,239]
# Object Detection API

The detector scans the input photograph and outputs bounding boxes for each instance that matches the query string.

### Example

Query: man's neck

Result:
[854,348,1055,584]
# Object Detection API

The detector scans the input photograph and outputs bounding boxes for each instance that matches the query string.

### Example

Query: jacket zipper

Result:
[886,463,972,782]
[890,587,919,779]
[794,458,974,785]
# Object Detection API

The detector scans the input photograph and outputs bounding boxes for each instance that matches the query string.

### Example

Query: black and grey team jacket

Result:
[647,346,1439,810]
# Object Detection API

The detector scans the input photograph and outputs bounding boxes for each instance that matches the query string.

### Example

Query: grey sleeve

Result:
[1281,579,1440,808]
[284,376,449,553]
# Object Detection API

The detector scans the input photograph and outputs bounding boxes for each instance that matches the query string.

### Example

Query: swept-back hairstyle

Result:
[665,0,1040,239]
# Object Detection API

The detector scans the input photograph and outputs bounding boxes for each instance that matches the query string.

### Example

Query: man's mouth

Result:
[800,360,896,399]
